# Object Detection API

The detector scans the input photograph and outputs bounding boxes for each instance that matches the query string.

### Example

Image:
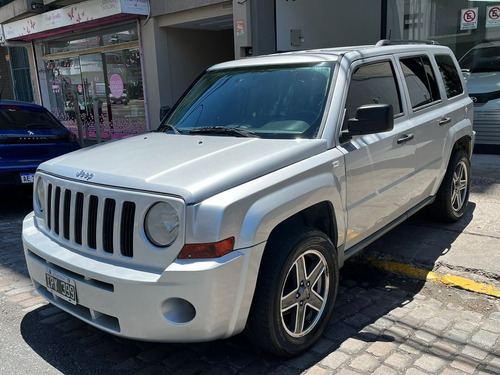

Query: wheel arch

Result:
[266,201,339,259]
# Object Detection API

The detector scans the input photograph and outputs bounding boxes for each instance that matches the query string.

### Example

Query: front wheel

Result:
[245,228,338,356]
[430,150,471,222]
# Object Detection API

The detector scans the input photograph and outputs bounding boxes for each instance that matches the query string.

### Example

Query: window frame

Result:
[435,53,464,99]
[343,58,405,126]
[398,54,442,112]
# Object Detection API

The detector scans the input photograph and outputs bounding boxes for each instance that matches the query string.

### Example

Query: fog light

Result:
[161,298,195,324]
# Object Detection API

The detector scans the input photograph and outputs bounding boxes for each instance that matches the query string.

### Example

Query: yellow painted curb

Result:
[364,257,500,298]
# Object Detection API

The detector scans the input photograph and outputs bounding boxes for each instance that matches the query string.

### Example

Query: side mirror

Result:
[160,106,172,121]
[347,104,394,136]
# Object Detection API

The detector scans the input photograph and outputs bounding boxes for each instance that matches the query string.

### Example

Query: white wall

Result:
[276,0,382,51]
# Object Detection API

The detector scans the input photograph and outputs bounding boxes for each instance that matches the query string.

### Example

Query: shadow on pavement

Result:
[19,204,498,374]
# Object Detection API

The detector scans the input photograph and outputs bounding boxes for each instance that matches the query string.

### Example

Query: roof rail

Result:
[376,39,440,46]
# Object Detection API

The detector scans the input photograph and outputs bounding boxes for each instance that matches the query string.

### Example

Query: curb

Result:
[363,257,500,298]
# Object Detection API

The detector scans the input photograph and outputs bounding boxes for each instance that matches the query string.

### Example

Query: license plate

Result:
[20,173,35,184]
[45,269,78,305]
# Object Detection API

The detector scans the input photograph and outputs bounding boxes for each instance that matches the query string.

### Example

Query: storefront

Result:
[39,24,145,143]
[1,0,149,144]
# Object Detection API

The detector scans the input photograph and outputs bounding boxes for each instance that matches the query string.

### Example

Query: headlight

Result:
[145,202,179,247]
[34,177,45,212]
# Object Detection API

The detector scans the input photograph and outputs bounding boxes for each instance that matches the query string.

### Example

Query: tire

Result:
[245,228,339,357]
[430,150,471,222]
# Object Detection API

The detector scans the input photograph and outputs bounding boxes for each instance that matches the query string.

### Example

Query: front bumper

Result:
[22,213,265,342]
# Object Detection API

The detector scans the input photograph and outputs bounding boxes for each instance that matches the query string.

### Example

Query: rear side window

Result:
[400,56,441,110]
[345,61,403,120]
[0,106,64,130]
[435,54,463,98]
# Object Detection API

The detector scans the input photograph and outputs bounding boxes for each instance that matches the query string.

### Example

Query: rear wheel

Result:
[245,228,338,356]
[430,150,471,222]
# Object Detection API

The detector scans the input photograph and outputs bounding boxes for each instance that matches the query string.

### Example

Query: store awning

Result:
[1,0,149,42]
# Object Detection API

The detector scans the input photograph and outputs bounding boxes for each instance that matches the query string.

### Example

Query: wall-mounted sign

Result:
[3,0,149,41]
[486,5,500,28]
[461,8,478,30]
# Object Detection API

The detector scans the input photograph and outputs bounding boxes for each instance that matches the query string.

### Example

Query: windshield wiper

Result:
[188,126,259,138]
[156,123,182,135]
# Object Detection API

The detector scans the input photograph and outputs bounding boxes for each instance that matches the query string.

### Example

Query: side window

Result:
[400,56,441,110]
[435,54,464,99]
[345,61,402,121]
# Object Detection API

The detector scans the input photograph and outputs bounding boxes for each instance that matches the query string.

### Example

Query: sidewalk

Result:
[360,153,500,293]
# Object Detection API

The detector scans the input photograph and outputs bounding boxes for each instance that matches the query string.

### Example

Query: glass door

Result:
[42,27,146,144]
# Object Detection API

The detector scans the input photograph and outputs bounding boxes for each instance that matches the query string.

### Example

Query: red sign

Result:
[463,9,477,23]
[489,7,500,20]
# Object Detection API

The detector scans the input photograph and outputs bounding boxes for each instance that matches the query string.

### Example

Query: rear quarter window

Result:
[435,54,464,99]
[0,106,64,131]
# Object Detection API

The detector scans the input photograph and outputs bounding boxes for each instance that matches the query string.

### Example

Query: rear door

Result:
[396,53,464,198]
[341,57,419,250]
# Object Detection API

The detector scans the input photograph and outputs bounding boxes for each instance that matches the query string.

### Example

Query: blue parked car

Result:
[0,101,80,187]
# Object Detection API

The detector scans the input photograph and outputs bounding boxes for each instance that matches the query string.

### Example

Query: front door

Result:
[341,57,418,250]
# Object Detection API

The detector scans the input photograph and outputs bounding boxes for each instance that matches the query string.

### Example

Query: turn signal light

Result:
[178,237,235,259]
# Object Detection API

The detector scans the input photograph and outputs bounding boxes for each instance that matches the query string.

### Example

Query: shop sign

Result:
[460,8,478,30]
[486,5,500,28]
[109,74,124,99]
[3,0,149,40]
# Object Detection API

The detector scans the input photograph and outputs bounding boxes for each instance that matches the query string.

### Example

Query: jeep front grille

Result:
[45,183,136,257]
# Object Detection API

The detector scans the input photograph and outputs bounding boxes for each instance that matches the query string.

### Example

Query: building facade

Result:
[0,0,498,145]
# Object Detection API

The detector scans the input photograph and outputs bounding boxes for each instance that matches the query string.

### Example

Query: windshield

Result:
[459,46,500,73]
[159,63,334,139]
[0,105,65,131]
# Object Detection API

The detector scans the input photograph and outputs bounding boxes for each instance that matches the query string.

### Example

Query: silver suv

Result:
[22,40,474,356]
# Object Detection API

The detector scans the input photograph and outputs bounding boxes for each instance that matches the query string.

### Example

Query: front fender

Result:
[185,149,346,252]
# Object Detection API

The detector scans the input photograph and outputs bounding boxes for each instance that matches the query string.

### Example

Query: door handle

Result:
[439,117,451,126]
[397,134,414,144]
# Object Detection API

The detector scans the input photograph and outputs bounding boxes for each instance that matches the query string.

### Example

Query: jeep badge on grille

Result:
[76,170,94,181]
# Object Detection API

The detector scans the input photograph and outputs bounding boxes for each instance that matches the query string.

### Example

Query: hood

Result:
[463,71,500,94]
[39,133,327,203]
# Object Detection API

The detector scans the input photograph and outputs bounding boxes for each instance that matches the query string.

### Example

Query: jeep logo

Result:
[76,170,94,181]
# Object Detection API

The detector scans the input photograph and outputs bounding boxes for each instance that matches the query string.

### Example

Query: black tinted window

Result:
[164,64,333,139]
[345,61,402,120]
[0,105,64,130]
[400,56,441,110]
[459,46,500,72]
[435,54,463,98]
